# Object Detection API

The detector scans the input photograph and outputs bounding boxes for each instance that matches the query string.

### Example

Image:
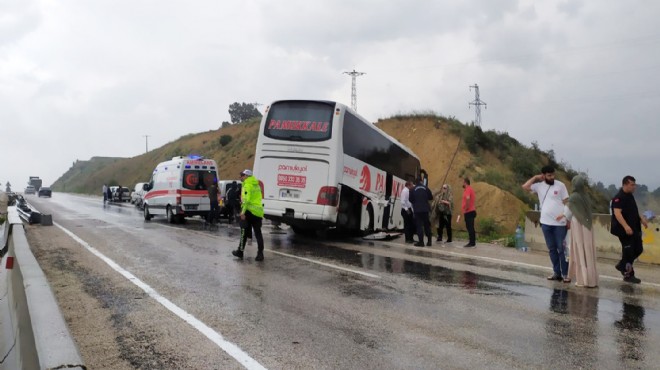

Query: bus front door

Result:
[382,173,393,229]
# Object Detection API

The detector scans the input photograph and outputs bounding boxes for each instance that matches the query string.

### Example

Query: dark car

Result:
[38,186,52,197]
[110,186,131,202]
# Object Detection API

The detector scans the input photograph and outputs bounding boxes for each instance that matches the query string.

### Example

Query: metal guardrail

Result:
[0,207,85,370]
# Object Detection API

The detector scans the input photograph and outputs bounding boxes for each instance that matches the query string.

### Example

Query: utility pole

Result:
[343,69,366,111]
[468,84,487,127]
[143,135,150,154]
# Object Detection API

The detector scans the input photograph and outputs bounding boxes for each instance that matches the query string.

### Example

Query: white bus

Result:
[253,100,421,234]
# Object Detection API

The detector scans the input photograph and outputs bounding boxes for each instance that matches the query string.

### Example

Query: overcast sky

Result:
[2,0,659,191]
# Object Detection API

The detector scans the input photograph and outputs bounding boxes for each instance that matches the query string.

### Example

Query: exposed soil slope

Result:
[53,117,528,233]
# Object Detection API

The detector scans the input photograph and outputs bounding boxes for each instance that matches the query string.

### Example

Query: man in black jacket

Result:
[409,177,433,247]
[611,175,648,284]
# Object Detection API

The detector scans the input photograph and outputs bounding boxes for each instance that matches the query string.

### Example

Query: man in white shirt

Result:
[401,180,415,243]
[522,166,570,282]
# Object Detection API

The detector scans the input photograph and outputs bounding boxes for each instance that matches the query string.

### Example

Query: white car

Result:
[131,182,148,206]
[24,185,36,194]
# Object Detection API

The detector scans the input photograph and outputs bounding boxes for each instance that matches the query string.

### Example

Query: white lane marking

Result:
[269,250,380,279]
[54,222,267,370]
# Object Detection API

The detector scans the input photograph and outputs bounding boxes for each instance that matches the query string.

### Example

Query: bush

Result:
[0,214,6,225]
[479,217,501,237]
[219,135,233,147]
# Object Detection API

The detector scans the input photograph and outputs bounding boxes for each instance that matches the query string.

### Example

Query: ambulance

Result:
[142,155,219,223]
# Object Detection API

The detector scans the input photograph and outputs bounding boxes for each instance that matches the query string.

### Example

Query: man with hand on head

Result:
[523,166,569,282]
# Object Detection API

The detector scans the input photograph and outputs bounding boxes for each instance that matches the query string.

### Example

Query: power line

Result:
[469,84,487,126]
[343,69,366,111]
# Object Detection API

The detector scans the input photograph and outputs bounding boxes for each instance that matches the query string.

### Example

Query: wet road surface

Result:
[25,193,660,369]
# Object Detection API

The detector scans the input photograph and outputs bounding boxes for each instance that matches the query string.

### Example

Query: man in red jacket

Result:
[458,177,477,248]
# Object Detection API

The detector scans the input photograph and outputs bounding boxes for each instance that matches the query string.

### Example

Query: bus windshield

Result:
[264,101,334,142]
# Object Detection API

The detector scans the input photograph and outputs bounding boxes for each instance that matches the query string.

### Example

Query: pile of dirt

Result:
[378,118,528,233]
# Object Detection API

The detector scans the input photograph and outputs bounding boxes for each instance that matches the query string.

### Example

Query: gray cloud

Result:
[1,0,660,191]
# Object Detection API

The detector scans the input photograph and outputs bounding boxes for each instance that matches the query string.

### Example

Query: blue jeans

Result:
[541,224,568,277]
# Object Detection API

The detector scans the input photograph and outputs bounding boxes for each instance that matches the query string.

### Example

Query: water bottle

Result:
[515,225,528,252]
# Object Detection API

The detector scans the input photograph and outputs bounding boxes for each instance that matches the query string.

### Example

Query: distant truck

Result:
[29,176,42,191]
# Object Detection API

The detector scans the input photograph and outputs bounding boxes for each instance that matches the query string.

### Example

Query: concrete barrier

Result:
[525,210,660,265]
[0,207,85,370]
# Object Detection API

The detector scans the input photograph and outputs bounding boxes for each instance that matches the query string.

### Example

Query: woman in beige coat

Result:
[558,174,598,287]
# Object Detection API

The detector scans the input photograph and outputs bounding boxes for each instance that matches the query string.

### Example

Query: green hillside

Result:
[52,118,262,194]
[52,113,630,231]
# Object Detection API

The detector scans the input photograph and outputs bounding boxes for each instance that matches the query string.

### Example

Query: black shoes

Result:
[624,275,641,284]
[463,243,476,248]
[547,275,562,281]
[414,242,424,247]
[405,239,414,244]
[426,241,432,247]
[233,249,263,261]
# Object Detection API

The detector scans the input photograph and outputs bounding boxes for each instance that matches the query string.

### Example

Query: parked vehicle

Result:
[38,186,52,197]
[131,182,148,206]
[253,100,421,234]
[110,186,131,202]
[217,180,241,219]
[142,155,219,223]
[24,185,36,195]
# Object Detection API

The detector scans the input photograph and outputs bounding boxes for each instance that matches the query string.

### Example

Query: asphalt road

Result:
[23,193,660,369]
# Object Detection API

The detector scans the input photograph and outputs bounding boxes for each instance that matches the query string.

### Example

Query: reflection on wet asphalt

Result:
[30,194,660,368]
[269,234,513,295]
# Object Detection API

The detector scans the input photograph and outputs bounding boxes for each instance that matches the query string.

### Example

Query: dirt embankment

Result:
[378,118,528,233]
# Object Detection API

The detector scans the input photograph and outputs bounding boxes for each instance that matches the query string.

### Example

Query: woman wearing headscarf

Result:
[432,184,453,243]
[557,174,598,287]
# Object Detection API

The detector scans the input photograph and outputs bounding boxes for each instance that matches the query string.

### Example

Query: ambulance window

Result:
[183,170,217,190]
[183,171,200,190]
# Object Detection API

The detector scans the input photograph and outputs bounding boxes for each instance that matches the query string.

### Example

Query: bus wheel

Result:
[143,205,152,221]
[167,206,177,224]
[291,226,315,236]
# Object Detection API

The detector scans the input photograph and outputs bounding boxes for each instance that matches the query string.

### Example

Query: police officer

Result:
[232,170,265,261]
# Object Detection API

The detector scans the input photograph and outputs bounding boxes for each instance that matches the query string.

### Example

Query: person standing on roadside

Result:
[522,166,569,282]
[102,184,108,203]
[611,175,648,284]
[117,184,123,202]
[106,185,112,203]
[232,170,265,261]
[556,174,598,287]
[225,181,239,224]
[409,177,433,247]
[458,178,477,248]
[207,176,219,225]
[400,180,415,243]
[432,184,453,243]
